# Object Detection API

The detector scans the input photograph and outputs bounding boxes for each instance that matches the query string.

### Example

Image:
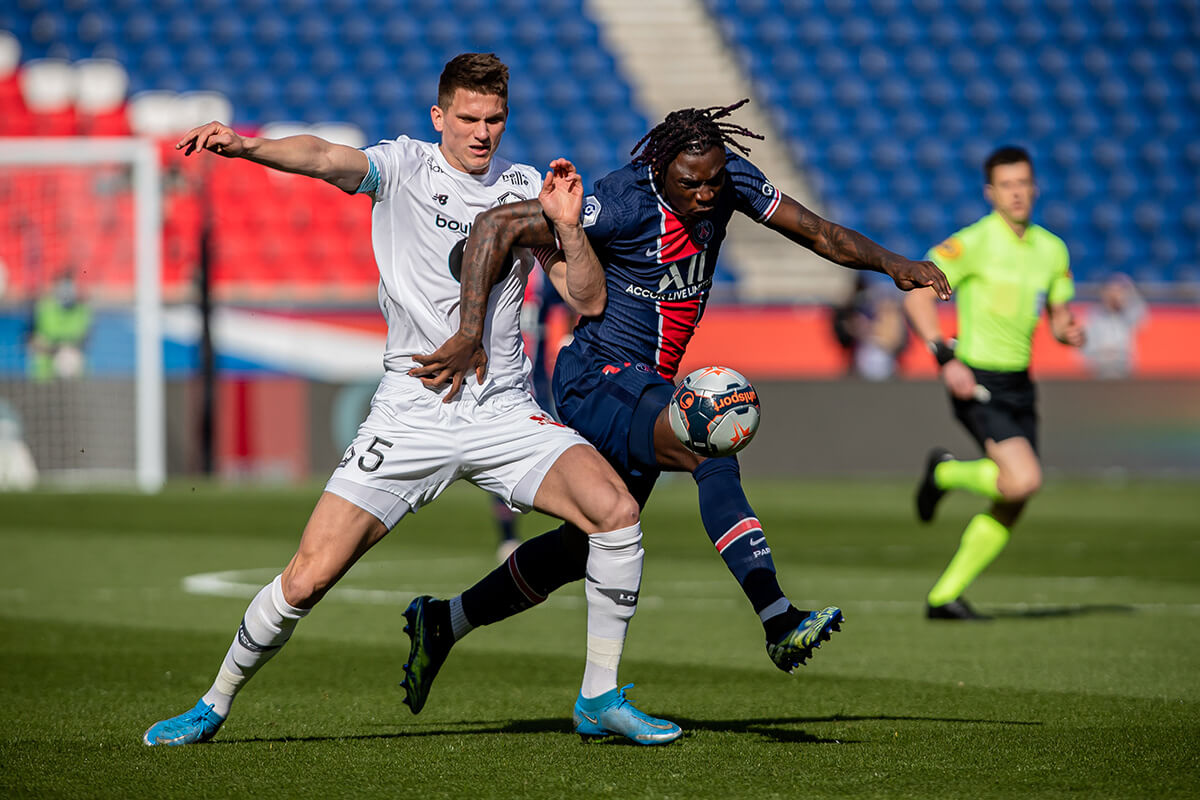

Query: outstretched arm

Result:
[765,194,952,300]
[176,121,369,193]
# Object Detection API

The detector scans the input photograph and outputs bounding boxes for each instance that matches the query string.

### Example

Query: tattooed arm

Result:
[408,200,554,400]
[412,161,603,401]
[766,194,951,300]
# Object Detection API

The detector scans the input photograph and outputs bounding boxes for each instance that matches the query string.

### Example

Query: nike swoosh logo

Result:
[749,536,765,546]
[579,712,598,724]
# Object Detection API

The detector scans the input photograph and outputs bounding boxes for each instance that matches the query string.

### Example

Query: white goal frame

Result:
[0,137,165,492]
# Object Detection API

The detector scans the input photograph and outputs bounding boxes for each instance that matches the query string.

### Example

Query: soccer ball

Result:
[667,366,761,457]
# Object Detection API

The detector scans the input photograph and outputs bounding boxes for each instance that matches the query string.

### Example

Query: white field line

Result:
[182,567,1200,615]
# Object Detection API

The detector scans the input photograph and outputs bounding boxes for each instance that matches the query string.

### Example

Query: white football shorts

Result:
[324,373,589,528]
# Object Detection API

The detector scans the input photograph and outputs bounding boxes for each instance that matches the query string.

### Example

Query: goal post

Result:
[0,137,165,492]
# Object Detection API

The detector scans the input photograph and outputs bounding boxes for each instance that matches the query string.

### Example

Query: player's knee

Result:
[998,469,1041,502]
[280,565,330,609]
[588,483,640,533]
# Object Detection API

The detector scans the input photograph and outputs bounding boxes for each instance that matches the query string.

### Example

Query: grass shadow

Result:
[988,603,1136,619]
[219,711,1040,746]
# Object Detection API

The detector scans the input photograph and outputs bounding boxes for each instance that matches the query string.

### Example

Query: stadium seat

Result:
[18,57,76,135]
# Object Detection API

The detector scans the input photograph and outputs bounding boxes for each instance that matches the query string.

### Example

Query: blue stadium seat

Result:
[875,76,912,110]
[293,14,328,47]
[6,0,1195,289]
[963,77,1000,109]
[831,75,868,109]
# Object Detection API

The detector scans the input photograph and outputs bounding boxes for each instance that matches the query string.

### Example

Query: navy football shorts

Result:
[552,343,676,498]
[951,366,1039,454]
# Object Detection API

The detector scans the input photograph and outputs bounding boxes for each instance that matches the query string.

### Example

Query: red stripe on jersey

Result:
[760,190,782,222]
[656,204,703,264]
[656,297,703,379]
[714,517,763,553]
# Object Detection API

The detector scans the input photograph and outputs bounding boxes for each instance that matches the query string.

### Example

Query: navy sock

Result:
[460,524,588,626]
[693,457,791,620]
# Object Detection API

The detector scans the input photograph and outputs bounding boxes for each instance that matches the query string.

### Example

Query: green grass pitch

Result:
[2,478,1198,799]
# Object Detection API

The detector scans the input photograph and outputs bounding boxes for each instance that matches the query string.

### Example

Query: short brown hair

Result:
[984,145,1033,184]
[438,53,509,109]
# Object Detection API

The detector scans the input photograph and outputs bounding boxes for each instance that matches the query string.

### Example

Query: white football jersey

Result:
[360,136,543,403]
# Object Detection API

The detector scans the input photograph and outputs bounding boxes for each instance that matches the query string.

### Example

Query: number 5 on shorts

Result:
[358,437,394,473]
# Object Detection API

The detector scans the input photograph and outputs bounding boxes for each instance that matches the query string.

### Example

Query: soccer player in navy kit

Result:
[402,101,950,712]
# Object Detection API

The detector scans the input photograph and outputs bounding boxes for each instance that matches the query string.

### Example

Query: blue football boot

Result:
[766,606,844,673]
[573,684,682,745]
[142,699,225,746]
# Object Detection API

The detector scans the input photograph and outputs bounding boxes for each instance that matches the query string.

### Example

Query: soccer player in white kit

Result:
[143,53,681,747]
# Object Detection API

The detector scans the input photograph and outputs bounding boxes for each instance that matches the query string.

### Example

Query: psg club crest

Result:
[693,219,714,244]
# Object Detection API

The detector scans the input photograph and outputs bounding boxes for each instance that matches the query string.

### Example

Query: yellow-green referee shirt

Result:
[928,211,1075,372]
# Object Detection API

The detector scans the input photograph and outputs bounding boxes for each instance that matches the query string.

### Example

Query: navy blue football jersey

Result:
[572,151,781,379]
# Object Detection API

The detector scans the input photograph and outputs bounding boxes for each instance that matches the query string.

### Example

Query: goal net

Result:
[0,137,164,491]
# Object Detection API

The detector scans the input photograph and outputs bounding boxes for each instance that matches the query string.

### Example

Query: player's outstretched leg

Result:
[400,595,455,714]
[143,700,225,746]
[573,684,682,745]
[765,606,845,673]
[691,458,842,670]
[916,447,955,523]
[401,526,588,714]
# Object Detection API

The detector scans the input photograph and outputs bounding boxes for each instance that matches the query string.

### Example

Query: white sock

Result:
[581,522,643,699]
[448,595,474,641]
[201,575,309,718]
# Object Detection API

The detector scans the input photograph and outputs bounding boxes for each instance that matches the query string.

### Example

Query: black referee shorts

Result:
[950,366,1039,454]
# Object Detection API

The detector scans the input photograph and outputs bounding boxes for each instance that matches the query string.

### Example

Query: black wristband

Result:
[930,339,956,367]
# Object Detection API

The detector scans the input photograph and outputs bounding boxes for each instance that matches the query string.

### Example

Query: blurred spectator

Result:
[1082,273,1146,378]
[28,272,92,381]
[0,398,37,490]
[830,274,909,380]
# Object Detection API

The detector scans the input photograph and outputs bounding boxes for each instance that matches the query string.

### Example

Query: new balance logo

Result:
[432,194,448,205]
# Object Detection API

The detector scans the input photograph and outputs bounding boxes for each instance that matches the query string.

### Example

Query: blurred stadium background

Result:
[0,0,1197,488]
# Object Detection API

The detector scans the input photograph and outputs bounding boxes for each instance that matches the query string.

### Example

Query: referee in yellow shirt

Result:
[903,146,1085,620]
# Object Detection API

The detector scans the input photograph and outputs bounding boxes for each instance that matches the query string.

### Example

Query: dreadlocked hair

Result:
[630,99,764,177]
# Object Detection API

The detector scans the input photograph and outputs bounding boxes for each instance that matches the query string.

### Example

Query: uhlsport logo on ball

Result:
[668,366,761,457]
